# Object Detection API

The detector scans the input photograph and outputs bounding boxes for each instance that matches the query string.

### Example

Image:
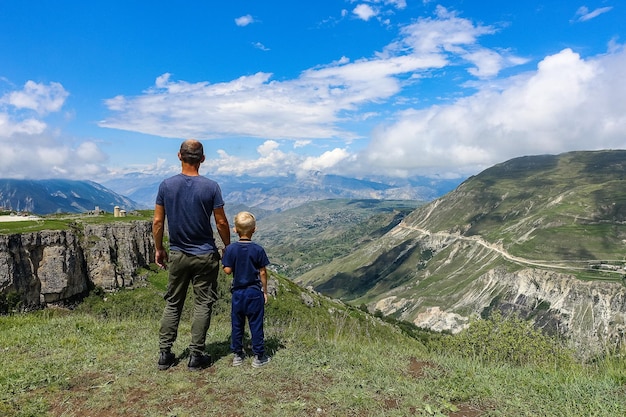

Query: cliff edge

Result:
[0,221,154,309]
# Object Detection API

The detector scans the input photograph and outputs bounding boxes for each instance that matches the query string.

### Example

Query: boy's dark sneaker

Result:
[158,351,176,370]
[252,354,271,368]
[188,353,211,371]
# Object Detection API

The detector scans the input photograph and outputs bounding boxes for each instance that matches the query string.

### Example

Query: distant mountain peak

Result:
[0,179,140,215]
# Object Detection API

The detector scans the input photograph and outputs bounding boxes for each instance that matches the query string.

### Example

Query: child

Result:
[221,211,271,368]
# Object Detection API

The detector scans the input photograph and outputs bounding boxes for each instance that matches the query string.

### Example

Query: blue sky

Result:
[1,1,624,182]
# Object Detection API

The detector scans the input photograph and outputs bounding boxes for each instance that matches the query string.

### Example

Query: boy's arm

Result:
[259,266,268,304]
[221,245,232,275]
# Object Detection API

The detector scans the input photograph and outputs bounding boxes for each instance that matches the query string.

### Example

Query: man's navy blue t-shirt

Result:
[222,241,270,292]
[156,174,224,255]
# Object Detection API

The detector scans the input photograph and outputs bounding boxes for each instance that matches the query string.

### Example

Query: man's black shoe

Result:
[158,351,176,370]
[188,353,211,371]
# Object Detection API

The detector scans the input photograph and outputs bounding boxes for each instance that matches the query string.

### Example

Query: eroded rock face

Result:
[36,233,87,303]
[0,221,154,308]
[376,266,626,357]
[453,267,626,356]
[83,222,154,290]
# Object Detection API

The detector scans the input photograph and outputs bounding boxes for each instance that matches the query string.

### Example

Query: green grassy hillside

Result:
[294,151,626,343]
[406,150,626,262]
[2,267,626,416]
[254,199,422,278]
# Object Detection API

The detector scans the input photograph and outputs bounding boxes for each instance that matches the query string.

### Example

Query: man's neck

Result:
[181,162,201,176]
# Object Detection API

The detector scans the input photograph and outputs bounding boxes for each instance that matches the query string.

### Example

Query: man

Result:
[153,139,231,371]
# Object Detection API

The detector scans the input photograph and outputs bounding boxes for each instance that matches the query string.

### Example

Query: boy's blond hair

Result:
[234,211,256,235]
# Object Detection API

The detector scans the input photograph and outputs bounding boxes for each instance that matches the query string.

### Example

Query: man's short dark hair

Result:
[180,140,204,163]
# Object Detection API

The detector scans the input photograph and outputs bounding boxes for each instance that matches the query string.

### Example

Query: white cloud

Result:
[0,113,47,137]
[100,8,497,142]
[107,157,180,179]
[354,0,406,11]
[76,141,108,162]
[353,4,378,21]
[387,0,407,9]
[393,6,495,54]
[235,14,255,27]
[37,146,70,167]
[257,140,280,156]
[206,140,350,177]
[101,72,347,140]
[253,42,270,51]
[0,81,109,179]
[574,6,613,22]
[463,48,528,78]
[212,141,300,176]
[384,6,527,79]
[301,148,351,171]
[0,133,109,179]
[2,81,69,115]
[355,46,626,177]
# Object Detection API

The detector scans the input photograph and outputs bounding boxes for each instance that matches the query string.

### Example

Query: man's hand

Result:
[155,248,168,269]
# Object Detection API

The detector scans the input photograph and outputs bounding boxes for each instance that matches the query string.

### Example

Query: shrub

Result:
[0,291,22,314]
[432,310,577,369]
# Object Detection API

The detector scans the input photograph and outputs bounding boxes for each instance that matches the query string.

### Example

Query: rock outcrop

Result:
[364,228,626,357]
[0,221,154,309]
[452,267,626,357]
[371,238,626,357]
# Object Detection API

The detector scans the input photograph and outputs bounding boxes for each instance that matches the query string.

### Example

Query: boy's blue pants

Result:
[231,287,265,356]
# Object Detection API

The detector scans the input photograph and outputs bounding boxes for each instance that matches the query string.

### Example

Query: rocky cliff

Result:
[378,258,626,357]
[451,267,626,357]
[0,221,154,309]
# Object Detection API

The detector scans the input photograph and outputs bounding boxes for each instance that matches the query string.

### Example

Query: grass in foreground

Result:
[1,268,626,417]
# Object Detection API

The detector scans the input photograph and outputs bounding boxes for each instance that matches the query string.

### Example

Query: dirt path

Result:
[397,222,623,275]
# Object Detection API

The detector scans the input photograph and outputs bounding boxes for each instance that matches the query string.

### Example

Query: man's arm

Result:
[213,206,231,252]
[153,204,168,269]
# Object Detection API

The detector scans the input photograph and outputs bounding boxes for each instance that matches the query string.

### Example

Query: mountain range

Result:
[290,150,626,355]
[101,171,461,211]
[0,179,139,215]
[0,172,457,216]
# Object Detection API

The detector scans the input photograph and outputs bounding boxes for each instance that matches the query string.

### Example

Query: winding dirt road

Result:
[398,222,623,275]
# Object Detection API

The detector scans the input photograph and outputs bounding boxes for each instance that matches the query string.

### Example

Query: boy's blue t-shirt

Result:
[222,241,270,292]
[155,174,224,255]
